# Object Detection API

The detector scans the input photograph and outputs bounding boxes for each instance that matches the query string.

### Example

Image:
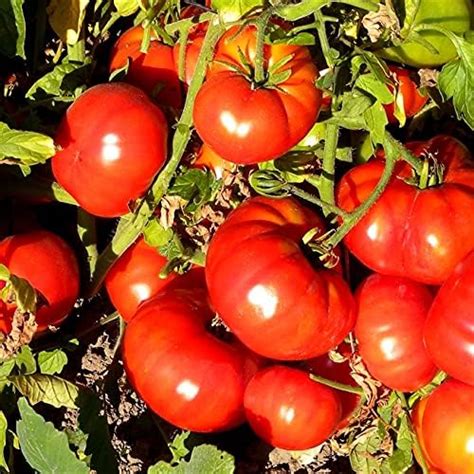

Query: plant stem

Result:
[77,209,98,278]
[314,10,334,68]
[310,373,364,396]
[384,131,423,174]
[254,10,272,84]
[319,123,339,209]
[86,20,225,297]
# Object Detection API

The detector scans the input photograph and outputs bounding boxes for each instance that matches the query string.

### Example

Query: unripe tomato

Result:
[123,289,262,432]
[206,196,355,360]
[52,83,168,218]
[0,230,79,333]
[194,25,322,164]
[244,366,342,450]
[420,379,474,474]
[109,26,182,109]
[355,274,437,391]
[424,250,474,386]
[105,236,205,321]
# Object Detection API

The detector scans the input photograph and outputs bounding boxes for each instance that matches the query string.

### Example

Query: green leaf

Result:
[47,0,89,44]
[349,428,386,474]
[144,220,175,248]
[10,374,79,408]
[0,411,8,471]
[26,59,90,102]
[0,122,55,174]
[16,398,89,474]
[14,346,36,375]
[364,102,388,145]
[169,431,190,464]
[38,349,68,375]
[148,444,235,474]
[356,74,393,104]
[114,0,139,16]
[211,0,263,21]
[438,34,474,129]
[0,0,26,58]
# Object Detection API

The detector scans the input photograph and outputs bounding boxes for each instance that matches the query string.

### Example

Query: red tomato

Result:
[421,379,474,474]
[105,236,205,322]
[384,66,428,124]
[123,288,262,432]
[0,230,79,333]
[424,250,474,386]
[337,135,474,284]
[244,365,341,450]
[193,144,234,179]
[355,274,437,391]
[193,25,322,164]
[206,196,355,360]
[52,83,168,217]
[306,343,361,429]
[109,26,182,109]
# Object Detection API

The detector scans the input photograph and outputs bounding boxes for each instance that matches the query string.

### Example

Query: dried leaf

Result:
[362,0,400,43]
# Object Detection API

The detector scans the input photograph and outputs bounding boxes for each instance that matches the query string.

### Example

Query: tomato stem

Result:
[319,123,339,210]
[315,10,334,68]
[77,210,98,278]
[310,373,364,396]
[384,132,423,174]
[254,10,272,84]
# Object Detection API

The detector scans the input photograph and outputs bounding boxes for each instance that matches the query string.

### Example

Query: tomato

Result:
[109,26,182,109]
[306,343,361,429]
[355,274,437,391]
[244,365,341,450]
[0,230,79,333]
[206,196,355,360]
[105,236,205,321]
[337,135,474,284]
[424,250,474,386]
[52,83,168,218]
[377,0,471,67]
[384,66,427,124]
[420,379,474,474]
[193,25,322,164]
[193,144,234,179]
[123,288,262,432]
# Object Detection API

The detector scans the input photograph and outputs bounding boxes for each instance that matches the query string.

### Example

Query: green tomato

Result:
[378,0,472,67]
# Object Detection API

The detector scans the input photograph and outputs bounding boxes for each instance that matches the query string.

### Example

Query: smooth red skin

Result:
[109,26,182,109]
[206,196,356,360]
[421,379,474,474]
[355,274,437,392]
[0,230,79,333]
[193,25,321,164]
[244,366,341,450]
[384,66,428,124]
[193,144,234,179]
[123,290,262,432]
[306,343,361,429]
[424,250,474,386]
[337,135,474,284]
[52,83,168,217]
[105,236,205,322]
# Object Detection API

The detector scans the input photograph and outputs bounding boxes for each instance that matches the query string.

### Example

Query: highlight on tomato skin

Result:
[0,230,79,333]
[244,365,342,451]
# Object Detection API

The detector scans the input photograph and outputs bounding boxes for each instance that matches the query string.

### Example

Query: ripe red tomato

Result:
[337,135,474,284]
[424,250,474,386]
[52,83,168,217]
[244,365,341,450]
[306,343,361,429]
[355,274,437,391]
[193,144,234,179]
[105,236,205,322]
[206,196,355,360]
[123,289,262,432]
[420,379,474,474]
[109,26,182,109]
[0,230,79,333]
[384,66,427,124]
[193,25,322,164]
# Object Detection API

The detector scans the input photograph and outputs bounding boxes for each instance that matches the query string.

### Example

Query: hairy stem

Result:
[310,373,364,396]
[319,123,339,209]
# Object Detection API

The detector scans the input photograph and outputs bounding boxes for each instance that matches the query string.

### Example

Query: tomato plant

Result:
[244,365,341,450]
[424,249,474,386]
[193,25,322,164]
[52,83,168,217]
[206,196,355,360]
[0,230,79,333]
[123,288,262,432]
[337,135,474,284]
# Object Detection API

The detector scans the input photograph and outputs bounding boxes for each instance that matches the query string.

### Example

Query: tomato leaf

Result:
[364,101,388,145]
[38,349,68,375]
[14,346,36,375]
[356,74,393,104]
[349,428,387,473]
[0,0,26,58]
[46,0,89,44]
[438,34,474,129]
[0,411,8,472]
[16,398,89,473]
[0,122,55,174]
[114,0,139,16]
[211,0,263,21]
[10,374,79,409]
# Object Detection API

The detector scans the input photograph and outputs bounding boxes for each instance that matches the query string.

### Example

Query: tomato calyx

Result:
[404,155,445,190]
[302,227,340,269]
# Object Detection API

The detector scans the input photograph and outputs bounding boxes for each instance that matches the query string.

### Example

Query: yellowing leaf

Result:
[47,0,89,44]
